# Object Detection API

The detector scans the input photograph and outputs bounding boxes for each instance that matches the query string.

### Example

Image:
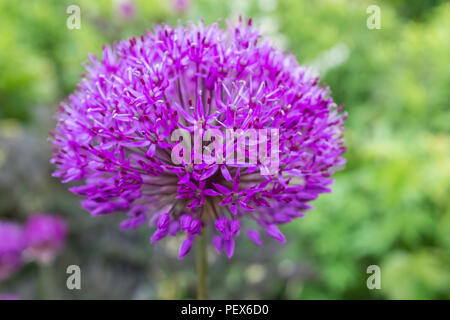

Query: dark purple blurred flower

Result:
[0,294,20,300]
[0,222,25,281]
[172,0,191,14]
[51,19,346,259]
[115,0,136,19]
[24,214,67,264]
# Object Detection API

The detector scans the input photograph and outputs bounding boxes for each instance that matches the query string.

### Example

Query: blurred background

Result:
[0,0,449,299]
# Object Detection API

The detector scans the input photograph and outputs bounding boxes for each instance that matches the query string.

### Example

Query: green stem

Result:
[39,264,54,300]
[195,227,208,300]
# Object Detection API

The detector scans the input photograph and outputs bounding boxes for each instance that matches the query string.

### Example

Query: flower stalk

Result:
[195,227,208,299]
[196,204,209,300]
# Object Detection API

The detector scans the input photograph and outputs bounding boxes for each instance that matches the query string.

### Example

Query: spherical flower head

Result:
[24,214,67,265]
[51,19,346,259]
[0,222,25,281]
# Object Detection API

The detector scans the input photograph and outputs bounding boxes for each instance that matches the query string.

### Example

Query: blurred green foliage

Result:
[0,0,448,299]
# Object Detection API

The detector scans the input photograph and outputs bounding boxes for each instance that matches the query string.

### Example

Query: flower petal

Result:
[229,220,240,236]
[223,238,235,258]
[265,224,286,243]
[200,165,218,181]
[150,228,168,243]
[212,235,223,254]
[247,229,262,245]
[157,213,170,229]
[203,188,222,196]
[220,165,233,181]
[212,183,231,195]
[215,217,228,232]
[178,236,194,259]
[180,215,192,231]
[120,214,146,230]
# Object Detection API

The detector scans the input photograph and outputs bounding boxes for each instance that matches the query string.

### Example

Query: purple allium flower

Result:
[51,19,346,259]
[24,214,67,265]
[0,222,25,281]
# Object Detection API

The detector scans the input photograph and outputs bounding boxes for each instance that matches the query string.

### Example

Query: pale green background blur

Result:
[0,0,449,299]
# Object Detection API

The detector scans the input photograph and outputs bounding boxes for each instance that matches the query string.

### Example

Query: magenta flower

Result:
[51,19,346,259]
[0,222,25,281]
[24,214,67,264]
[172,0,191,14]
[0,294,20,300]
[115,0,136,20]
